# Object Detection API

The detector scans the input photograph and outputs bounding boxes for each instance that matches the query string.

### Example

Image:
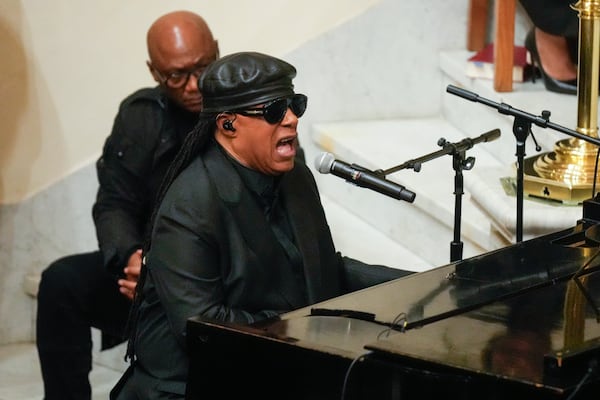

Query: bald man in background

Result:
[36,11,219,400]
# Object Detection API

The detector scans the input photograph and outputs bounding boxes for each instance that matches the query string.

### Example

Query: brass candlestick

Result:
[524,0,600,204]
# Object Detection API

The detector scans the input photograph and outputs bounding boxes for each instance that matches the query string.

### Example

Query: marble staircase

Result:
[314,50,589,272]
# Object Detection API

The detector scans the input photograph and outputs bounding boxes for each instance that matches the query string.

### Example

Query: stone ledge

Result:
[23,273,41,298]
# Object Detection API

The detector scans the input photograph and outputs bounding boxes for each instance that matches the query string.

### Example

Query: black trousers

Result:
[36,251,131,400]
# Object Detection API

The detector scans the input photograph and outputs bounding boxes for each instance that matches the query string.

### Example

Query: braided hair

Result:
[124,113,217,362]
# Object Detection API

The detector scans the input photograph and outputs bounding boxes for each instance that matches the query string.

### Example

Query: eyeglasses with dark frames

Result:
[151,54,218,89]
[233,94,308,124]
[152,64,209,89]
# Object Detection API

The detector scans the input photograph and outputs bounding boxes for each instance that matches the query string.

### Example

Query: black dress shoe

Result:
[525,29,578,95]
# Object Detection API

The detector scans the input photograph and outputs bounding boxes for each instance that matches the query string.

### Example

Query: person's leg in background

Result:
[36,251,131,400]
[520,0,579,93]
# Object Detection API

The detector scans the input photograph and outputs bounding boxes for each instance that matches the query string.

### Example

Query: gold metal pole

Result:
[524,0,600,203]
[575,0,600,132]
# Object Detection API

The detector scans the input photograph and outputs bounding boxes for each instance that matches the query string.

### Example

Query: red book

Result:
[466,43,532,82]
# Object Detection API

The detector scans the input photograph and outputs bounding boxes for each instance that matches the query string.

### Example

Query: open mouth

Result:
[276,136,297,158]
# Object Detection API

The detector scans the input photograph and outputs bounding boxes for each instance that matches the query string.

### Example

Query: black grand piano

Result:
[185,197,600,399]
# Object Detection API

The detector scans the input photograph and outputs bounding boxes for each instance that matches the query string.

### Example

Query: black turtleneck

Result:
[218,145,304,272]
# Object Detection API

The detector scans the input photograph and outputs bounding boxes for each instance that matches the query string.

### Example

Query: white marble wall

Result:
[0,164,97,344]
[288,1,472,168]
[1,0,534,344]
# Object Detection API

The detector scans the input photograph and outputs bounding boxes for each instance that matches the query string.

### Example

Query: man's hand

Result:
[118,249,142,301]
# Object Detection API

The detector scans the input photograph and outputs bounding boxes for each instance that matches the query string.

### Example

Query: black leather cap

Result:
[199,52,296,112]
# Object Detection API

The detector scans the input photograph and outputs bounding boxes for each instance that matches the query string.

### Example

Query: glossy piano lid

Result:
[365,274,600,392]
[186,223,600,395]
[273,223,600,392]
[285,225,597,330]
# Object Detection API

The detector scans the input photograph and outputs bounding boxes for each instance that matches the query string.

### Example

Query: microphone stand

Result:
[446,84,600,243]
[375,129,500,262]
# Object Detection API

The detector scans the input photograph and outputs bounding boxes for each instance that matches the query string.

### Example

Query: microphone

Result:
[315,152,416,203]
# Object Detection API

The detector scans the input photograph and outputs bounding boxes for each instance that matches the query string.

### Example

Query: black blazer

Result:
[131,141,411,397]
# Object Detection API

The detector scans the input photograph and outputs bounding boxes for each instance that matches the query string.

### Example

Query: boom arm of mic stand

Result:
[446,84,600,147]
[378,129,501,176]
[375,128,500,262]
[377,147,450,175]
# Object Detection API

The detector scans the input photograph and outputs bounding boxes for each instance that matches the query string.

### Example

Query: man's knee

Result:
[38,252,102,300]
[39,258,71,298]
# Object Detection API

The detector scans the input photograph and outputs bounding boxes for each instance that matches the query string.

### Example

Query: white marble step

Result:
[321,194,431,272]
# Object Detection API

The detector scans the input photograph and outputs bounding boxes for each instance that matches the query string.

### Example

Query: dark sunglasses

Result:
[233,94,308,124]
